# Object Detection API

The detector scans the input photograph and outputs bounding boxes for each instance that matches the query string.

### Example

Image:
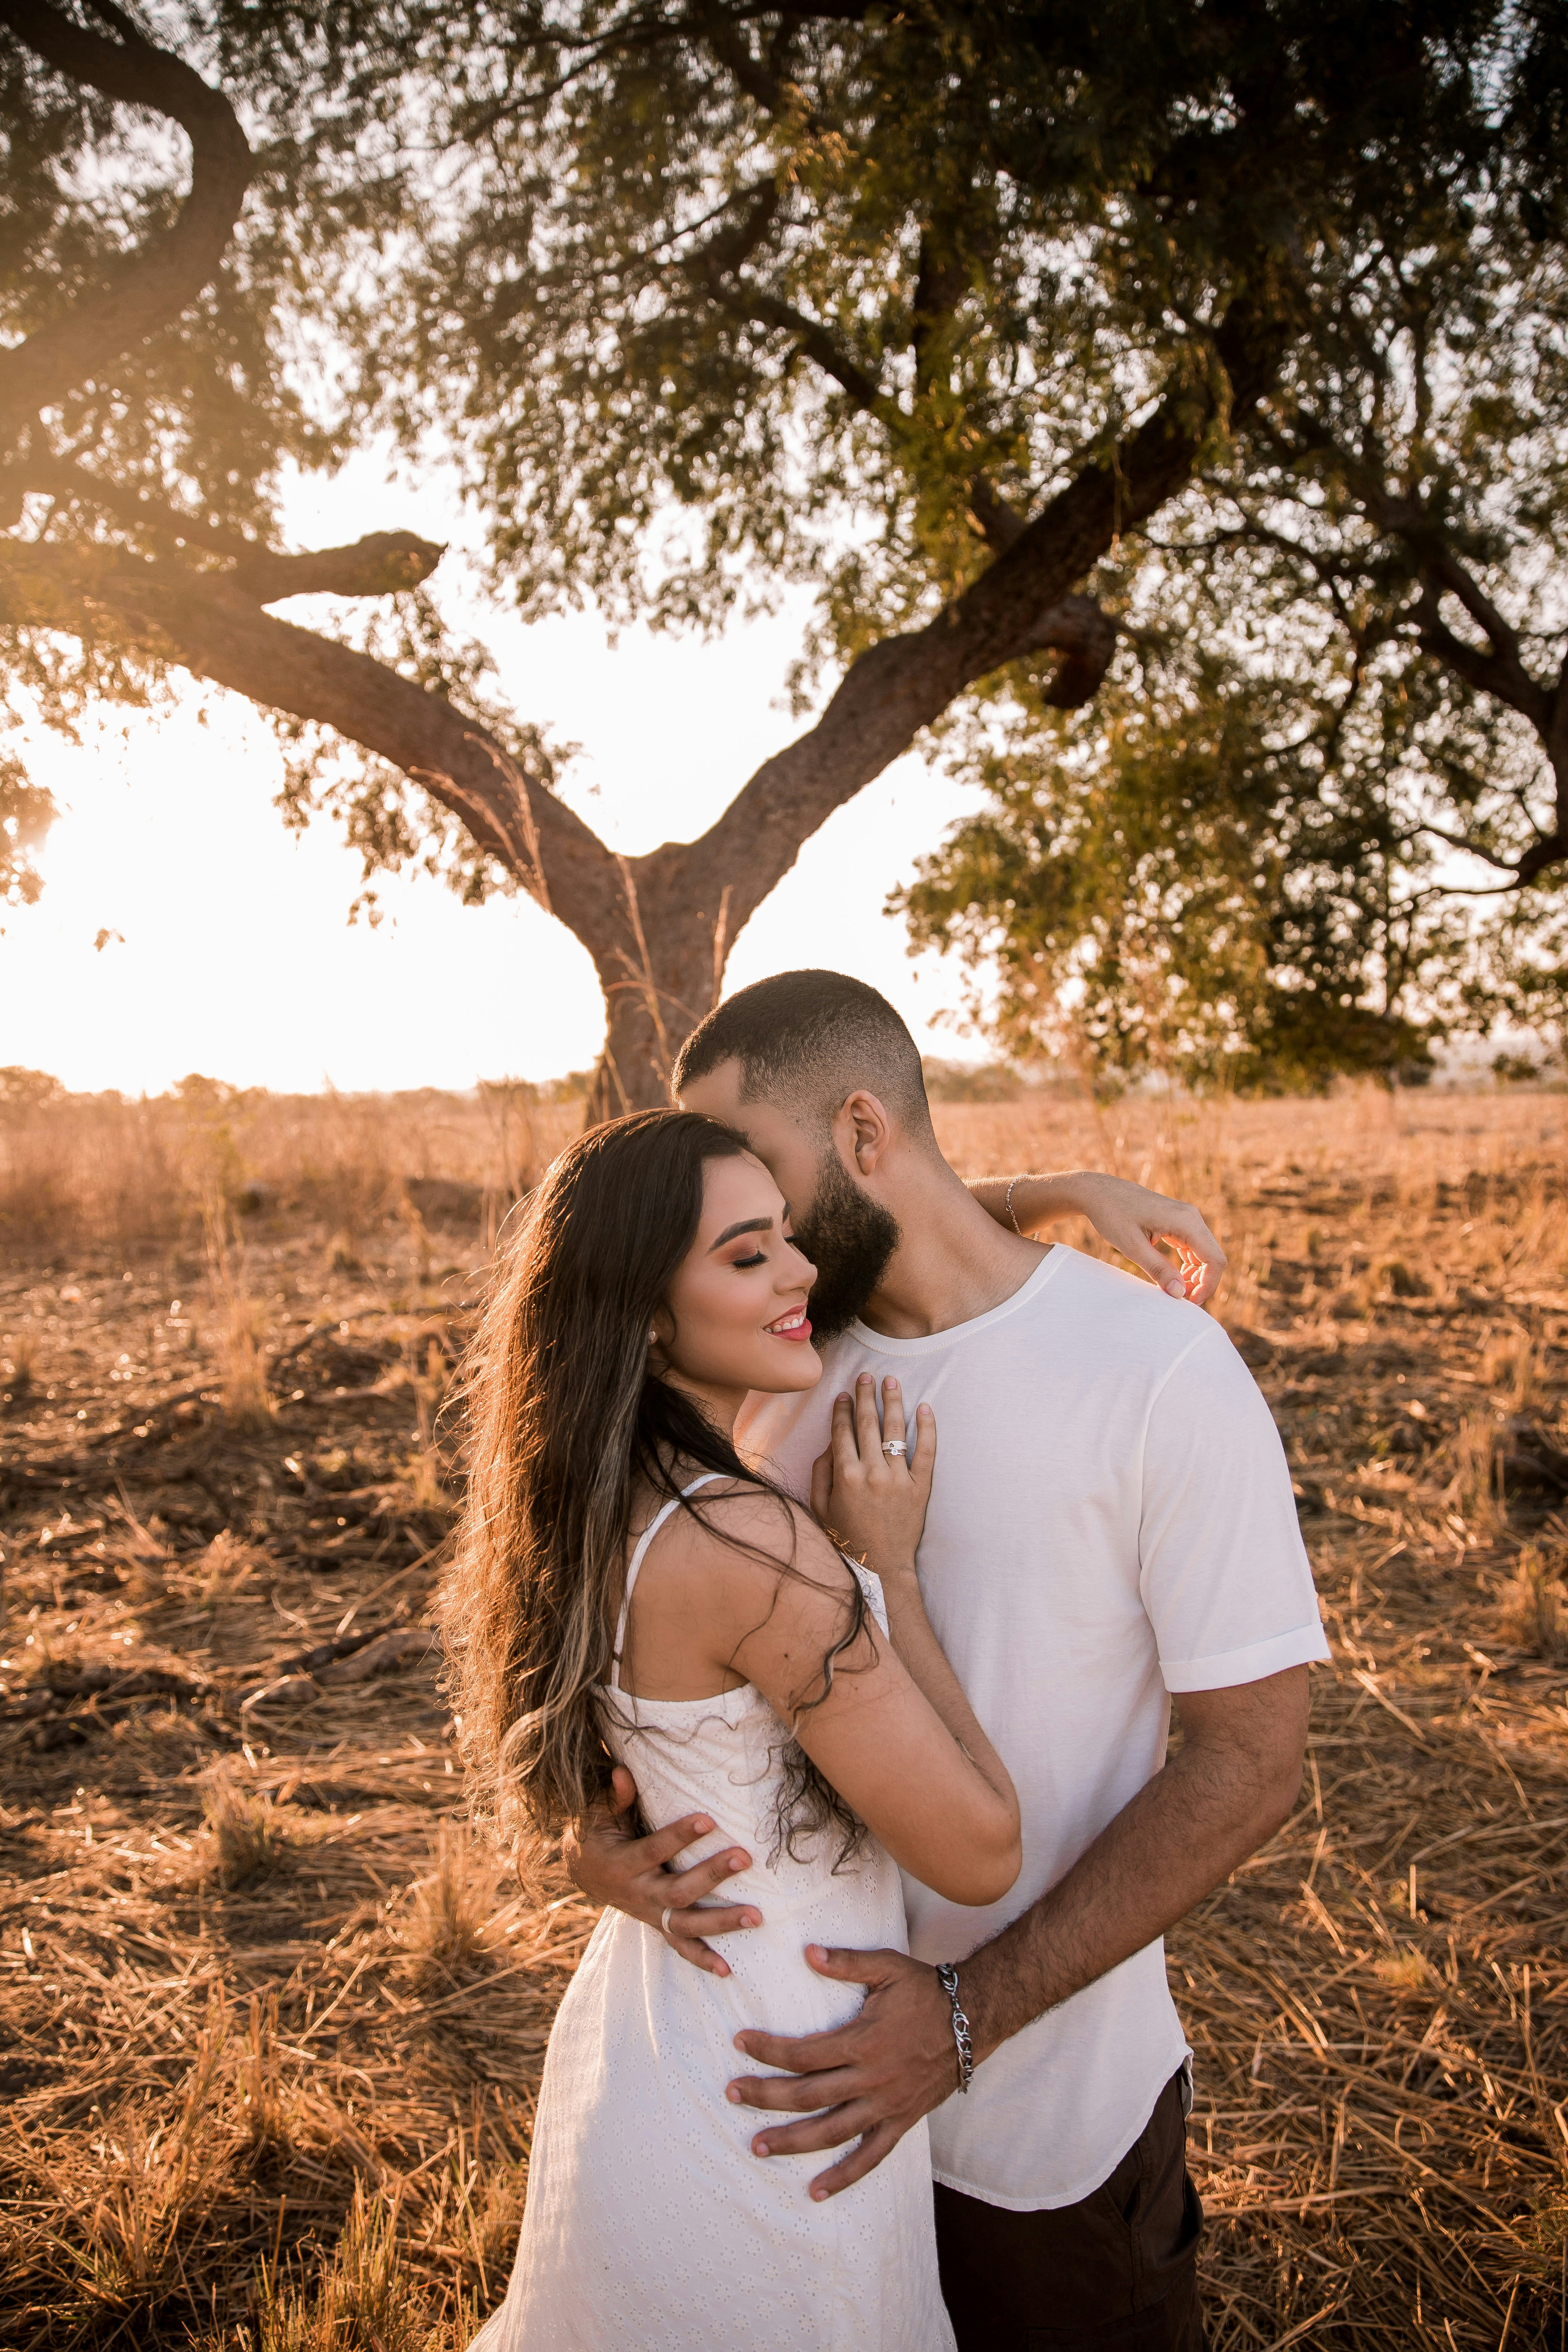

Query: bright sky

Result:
[3,452,990,1095]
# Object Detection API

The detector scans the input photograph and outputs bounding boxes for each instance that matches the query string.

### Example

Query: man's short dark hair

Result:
[672,969,934,1139]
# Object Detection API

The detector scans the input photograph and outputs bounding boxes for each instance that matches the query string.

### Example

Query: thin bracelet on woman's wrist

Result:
[936,1962,975,2093]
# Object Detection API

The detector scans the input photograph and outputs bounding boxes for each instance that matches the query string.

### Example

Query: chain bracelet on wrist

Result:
[936,1962,974,2094]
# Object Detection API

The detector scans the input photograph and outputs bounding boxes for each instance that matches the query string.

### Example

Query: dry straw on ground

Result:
[1,1080,1565,2346]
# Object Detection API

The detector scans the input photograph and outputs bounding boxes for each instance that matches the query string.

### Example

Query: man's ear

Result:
[834,1090,893,1179]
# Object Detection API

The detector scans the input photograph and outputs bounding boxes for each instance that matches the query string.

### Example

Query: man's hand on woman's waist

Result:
[726,1944,958,2200]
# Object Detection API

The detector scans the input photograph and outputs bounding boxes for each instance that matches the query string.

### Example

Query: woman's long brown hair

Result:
[441,1109,867,1864]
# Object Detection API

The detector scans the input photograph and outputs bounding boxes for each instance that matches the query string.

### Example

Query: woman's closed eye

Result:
[735,1228,796,1269]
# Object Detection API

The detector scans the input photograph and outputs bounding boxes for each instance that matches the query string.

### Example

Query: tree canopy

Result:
[903,7,1568,1086]
[3,0,1566,1095]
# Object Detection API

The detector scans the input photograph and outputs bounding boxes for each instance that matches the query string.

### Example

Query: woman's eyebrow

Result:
[710,1216,773,1250]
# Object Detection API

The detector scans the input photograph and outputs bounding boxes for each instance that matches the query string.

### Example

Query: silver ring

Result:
[881,1439,906,1458]
[660,1905,675,1937]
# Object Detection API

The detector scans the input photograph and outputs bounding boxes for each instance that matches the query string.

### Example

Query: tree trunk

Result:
[589,988,680,1119]
[582,859,737,1118]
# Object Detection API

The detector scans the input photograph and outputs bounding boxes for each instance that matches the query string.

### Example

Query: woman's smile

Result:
[765,1305,812,1343]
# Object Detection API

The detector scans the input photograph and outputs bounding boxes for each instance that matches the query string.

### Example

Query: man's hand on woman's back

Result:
[562,1765,759,1977]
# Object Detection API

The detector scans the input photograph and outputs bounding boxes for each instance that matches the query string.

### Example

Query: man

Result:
[570,971,1327,2349]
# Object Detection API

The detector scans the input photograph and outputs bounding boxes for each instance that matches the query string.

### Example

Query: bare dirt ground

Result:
[2,1086,1566,2349]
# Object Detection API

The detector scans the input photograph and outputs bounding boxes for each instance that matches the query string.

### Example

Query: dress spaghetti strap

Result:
[609,1473,724,1690]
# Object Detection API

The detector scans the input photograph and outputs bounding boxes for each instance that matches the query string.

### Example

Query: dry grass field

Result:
[2,1079,1566,2349]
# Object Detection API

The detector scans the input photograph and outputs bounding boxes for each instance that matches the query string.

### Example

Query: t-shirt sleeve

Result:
[1139,1321,1331,1692]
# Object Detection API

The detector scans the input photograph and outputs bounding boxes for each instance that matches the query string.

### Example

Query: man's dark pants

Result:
[933,2066,1207,2350]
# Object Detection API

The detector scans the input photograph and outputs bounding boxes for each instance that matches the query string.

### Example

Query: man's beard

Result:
[793,1148,901,1343]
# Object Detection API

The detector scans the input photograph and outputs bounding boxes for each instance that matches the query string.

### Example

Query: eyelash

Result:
[734,1250,767,1269]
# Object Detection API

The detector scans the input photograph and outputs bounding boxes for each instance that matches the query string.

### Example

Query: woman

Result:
[448,1109,1020,2352]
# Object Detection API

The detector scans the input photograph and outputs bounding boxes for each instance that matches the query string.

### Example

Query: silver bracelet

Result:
[1004,1174,1024,1236]
[936,1962,974,2093]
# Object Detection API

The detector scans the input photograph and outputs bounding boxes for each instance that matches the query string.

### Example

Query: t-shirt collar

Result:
[846,1243,1066,1357]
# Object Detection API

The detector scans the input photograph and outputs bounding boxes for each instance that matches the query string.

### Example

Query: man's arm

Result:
[725,1666,1309,2199]
[968,1171,1227,1305]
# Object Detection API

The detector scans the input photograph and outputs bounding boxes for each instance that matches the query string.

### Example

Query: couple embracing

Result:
[447,970,1327,2351]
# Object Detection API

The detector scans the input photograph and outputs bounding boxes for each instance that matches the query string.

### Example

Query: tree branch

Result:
[0,537,620,940]
[0,0,254,446]
[1269,406,1553,734]
[697,4,799,117]
[226,535,446,603]
[677,178,781,281]
[1411,590,1553,736]
[703,277,882,408]
[966,475,1027,554]
[1514,831,1568,887]
[10,453,444,600]
[685,178,1032,550]
[12,450,261,558]
[911,226,969,396]
[1548,646,1568,843]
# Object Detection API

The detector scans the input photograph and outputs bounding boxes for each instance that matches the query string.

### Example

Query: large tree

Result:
[2,0,1562,1101]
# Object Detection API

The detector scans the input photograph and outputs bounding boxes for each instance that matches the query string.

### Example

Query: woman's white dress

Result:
[472,1476,956,2352]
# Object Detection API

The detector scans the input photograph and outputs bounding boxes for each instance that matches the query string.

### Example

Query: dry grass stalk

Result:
[1447,1411,1504,1540]
[400,1185,435,1286]
[238,1992,293,2155]
[3,1325,39,1392]
[203,1766,292,1887]
[1483,1325,1540,1413]
[203,1193,274,1433]
[476,1078,545,1205]
[217,1290,274,1431]
[45,1989,231,2309]
[175,1526,263,1605]
[402,1331,453,1513]
[248,2180,451,2352]
[1216,1231,1269,1335]
[456,2159,528,2311]
[1497,1543,1568,1660]
[327,1227,365,1274]
[399,1823,504,1988]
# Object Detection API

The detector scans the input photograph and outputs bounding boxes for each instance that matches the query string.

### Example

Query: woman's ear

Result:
[647,1305,674,1370]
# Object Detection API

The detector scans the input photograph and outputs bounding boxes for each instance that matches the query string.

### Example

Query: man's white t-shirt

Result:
[741,1244,1329,2212]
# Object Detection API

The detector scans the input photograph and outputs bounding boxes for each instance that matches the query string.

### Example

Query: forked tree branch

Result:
[704,277,882,407]
[630,302,1288,945]
[1268,407,1555,735]
[0,1,254,447]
